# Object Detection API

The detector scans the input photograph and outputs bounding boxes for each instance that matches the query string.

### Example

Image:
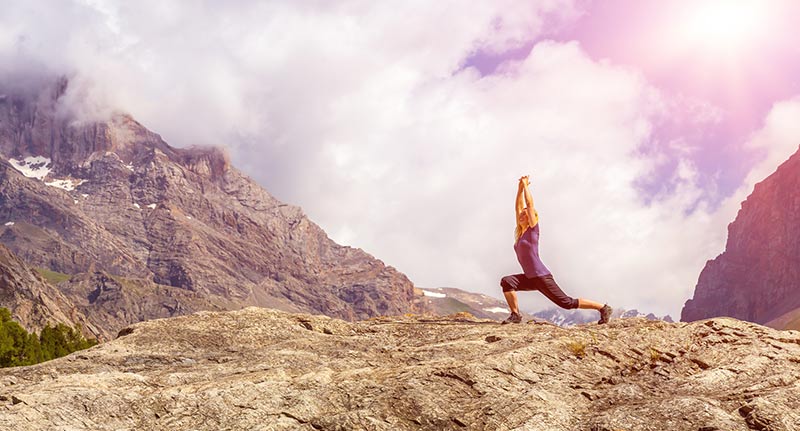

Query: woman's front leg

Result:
[503,290,520,314]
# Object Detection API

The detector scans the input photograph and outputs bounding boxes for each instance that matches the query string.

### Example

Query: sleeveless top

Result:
[514,223,551,278]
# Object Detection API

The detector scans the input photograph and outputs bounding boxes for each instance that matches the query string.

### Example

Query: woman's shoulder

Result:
[519,225,536,238]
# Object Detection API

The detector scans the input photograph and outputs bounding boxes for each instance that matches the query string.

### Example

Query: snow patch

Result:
[8,156,52,180]
[186,216,193,220]
[4,222,14,226]
[146,203,157,209]
[132,203,141,209]
[73,199,78,204]
[81,194,89,198]
[483,307,508,314]
[45,178,87,191]
[125,163,134,171]
[421,289,446,298]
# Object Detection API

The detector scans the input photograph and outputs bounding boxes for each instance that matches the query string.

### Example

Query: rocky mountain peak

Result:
[682,145,800,326]
[176,145,231,180]
[0,79,426,340]
[0,79,231,184]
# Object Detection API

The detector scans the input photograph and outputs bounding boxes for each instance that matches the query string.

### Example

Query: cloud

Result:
[2,0,793,318]
[742,98,800,187]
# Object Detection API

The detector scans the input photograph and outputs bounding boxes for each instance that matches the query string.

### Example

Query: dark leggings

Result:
[500,273,579,310]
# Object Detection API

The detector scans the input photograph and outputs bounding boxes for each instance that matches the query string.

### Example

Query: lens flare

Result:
[679,0,768,55]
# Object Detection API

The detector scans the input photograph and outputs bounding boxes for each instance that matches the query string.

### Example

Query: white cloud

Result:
[3,0,793,318]
[742,98,800,188]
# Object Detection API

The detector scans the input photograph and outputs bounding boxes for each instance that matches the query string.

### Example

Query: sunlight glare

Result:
[680,0,768,55]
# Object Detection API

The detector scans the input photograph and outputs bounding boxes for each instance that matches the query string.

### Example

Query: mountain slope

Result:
[1,308,798,430]
[765,307,800,331]
[682,145,800,325]
[0,80,425,338]
[417,287,518,320]
[0,243,95,336]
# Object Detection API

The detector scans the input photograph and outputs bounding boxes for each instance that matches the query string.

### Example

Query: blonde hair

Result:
[514,210,538,242]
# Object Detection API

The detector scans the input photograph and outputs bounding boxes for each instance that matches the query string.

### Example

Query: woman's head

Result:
[518,209,530,227]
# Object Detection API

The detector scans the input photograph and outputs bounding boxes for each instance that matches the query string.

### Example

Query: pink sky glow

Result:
[467,0,800,201]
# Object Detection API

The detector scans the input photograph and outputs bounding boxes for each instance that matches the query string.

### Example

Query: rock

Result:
[682,145,800,327]
[1,308,799,430]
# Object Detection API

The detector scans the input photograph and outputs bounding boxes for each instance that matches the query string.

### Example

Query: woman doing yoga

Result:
[500,176,613,324]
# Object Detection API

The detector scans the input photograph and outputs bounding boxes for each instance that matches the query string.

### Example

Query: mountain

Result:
[1,308,798,430]
[682,145,800,326]
[417,287,518,320]
[766,307,800,331]
[417,287,676,326]
[533,307,673,327]
[0,79,425,340]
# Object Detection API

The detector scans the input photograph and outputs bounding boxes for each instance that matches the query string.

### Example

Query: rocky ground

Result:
[1,308,799,431]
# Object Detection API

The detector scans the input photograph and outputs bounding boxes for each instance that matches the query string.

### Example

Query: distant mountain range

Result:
[533,307,673,327]
[418,286,673,326]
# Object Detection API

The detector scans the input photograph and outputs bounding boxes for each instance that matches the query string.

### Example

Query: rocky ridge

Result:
[682,145,800,326]
[0,80,425,340]
[1,307,799,430]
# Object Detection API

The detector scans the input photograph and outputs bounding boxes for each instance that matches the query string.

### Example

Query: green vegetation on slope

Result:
[35,268,72,285]
[0,308,97,367]
[434,297,474,315]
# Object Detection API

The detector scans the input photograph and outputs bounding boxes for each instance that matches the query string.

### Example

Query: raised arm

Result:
[521,176,539,228]
[515,179,525,222]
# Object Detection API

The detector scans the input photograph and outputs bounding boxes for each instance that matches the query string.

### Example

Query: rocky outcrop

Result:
[0,80,425,338]
[682,145,800,325]
[1,308,799,430]
[0,243,96,336]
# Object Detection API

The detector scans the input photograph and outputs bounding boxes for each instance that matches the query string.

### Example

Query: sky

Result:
[1,0,799,318]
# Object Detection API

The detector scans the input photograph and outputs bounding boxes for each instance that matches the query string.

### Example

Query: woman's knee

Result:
[556,297,579,310]
[500,276,516,292]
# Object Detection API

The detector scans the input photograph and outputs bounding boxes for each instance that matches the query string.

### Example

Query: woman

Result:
[500,176,612,324]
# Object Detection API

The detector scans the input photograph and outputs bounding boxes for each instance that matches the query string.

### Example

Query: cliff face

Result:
[0,81,425,340]
[0,243,96,335]
[682,146,800,325]
[1,308,799,430]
